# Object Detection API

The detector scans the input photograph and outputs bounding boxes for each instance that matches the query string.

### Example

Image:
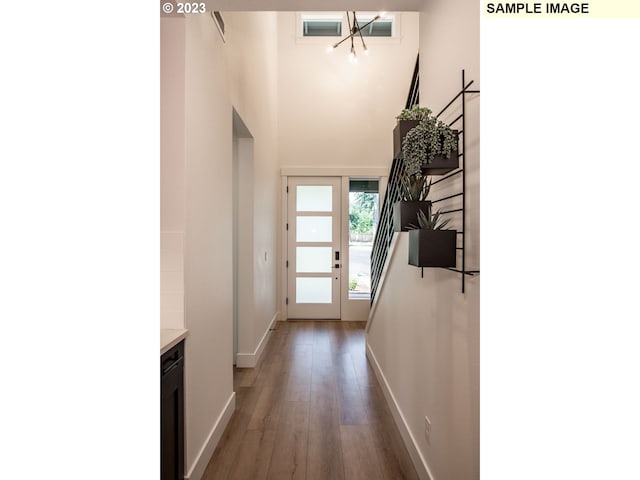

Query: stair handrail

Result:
[370,54,419,304]
[370,155,405,304]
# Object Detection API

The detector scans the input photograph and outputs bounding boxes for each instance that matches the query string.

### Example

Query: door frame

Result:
[286,176,342,319]
[280,168,388,321]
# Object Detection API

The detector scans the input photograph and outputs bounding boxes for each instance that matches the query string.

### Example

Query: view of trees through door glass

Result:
[348,179,379,298]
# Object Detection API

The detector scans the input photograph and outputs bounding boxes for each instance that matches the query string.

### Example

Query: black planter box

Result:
[420,131,459,176]
[408,229,457,267]
[394,121,460,175]
[393,201,431,232]
[393,120,421,159]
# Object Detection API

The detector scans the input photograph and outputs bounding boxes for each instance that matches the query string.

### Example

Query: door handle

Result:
[334,264,340,268]
[162,356,183,375]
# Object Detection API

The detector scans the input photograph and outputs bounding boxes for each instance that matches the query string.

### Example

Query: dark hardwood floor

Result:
[201,320,419,480]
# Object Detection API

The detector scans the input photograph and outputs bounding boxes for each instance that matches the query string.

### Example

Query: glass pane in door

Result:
[296,277,332,303]
[296,186,332,211]
[296,247,332,273]
[296,216,332,242]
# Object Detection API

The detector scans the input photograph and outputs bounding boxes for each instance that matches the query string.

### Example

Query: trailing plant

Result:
[400,173,431,201]
[412,208,451,230]
[396,104,432,121]
[401,114,458,177]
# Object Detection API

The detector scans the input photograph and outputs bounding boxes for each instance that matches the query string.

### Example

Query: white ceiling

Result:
[206,0,425,11]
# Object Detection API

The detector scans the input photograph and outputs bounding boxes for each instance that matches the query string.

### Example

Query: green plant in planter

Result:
[402,114,458,176]
[413,208,451,230]
[400,172,431,201]
[407,208,456,267]
[396,104,432,121]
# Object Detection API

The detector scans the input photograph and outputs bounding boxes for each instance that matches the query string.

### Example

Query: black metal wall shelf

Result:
[370,69,480,300]
[426,69,480,293]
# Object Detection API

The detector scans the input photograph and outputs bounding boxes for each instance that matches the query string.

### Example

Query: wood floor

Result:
[201,320,419,480]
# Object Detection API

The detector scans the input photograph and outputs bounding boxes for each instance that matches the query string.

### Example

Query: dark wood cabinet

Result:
[161,340,184,480]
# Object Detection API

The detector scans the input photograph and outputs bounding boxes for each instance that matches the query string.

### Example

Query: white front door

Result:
[287,177,341,319]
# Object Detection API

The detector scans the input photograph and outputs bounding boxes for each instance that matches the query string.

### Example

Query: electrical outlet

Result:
[424,416,431,444]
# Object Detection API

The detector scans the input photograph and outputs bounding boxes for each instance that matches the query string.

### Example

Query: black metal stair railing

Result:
[405,54,419,109]
[370,155,405,304]
[370,54,419,305]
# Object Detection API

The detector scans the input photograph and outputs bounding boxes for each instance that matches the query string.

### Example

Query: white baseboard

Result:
[366,343,435,480]
[185,391,236,480]
[235,312,277,368]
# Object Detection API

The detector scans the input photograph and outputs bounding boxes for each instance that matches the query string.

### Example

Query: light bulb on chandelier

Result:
[328,11,382,62]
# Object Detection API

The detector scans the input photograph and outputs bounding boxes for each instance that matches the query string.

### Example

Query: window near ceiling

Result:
[300,13,395,39]
[301,14,343,36]
[355,15,394,37]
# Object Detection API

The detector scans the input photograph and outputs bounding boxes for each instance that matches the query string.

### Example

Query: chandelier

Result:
[328,11,383,63]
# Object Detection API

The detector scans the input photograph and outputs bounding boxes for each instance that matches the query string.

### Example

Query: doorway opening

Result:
[283,175,382,320]
[232,110,253,365]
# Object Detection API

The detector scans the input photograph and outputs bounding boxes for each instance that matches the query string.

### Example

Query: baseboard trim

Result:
[366,343,435,480]
[184,391,236,480]
[235,312,277,368]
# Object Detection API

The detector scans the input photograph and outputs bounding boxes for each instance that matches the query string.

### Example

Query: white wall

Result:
[183,12,234,478]
[277,12,420,170]
[366,0,480,478]
[161,11,280,479]
[225,12,280,361]
[160,17,185,330]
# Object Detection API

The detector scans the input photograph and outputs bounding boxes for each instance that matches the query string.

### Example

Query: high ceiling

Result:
[206,0,425,11]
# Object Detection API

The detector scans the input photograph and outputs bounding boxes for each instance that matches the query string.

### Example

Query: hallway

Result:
[202,321,419,480]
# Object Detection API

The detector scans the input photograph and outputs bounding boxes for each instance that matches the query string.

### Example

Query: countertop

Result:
[161,328,189,355]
